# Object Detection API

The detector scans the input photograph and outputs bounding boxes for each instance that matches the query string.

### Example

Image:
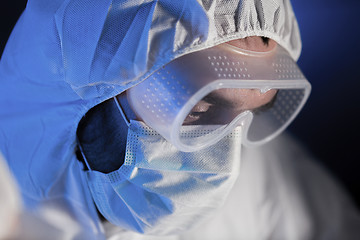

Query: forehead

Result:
[225,37,277,52]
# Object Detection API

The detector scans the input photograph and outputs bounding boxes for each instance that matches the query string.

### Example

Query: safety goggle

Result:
[127,43,311,152]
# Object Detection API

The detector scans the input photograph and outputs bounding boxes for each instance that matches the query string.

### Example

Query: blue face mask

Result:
[81,107,242,235]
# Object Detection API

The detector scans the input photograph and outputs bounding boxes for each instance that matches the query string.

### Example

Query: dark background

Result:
[1,1,359,207]
[290,0,360,207]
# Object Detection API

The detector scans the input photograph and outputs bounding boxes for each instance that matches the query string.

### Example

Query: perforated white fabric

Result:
[3,1,343,239]
[54,0,301,99]
[86,120,242,235]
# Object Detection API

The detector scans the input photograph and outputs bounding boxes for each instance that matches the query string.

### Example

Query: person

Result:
[0,0,359,239]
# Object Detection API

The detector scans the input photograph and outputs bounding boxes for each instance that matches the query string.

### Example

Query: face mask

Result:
[82,110,242,235]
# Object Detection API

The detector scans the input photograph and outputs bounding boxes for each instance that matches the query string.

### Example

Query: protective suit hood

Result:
[0,0,301,237]
[4,0,301,99]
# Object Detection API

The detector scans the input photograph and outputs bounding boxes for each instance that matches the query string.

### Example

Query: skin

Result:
[125,36,278,124]
[227,36,277,52]
[79,36,279,172]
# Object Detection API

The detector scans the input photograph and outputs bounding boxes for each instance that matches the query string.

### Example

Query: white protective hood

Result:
[0,0,302,238]
[58,0,301,100]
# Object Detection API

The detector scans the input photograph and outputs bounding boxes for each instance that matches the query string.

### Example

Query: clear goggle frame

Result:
[127,43,311,152]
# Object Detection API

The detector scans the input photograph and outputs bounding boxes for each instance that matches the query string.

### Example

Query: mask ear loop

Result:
[76,137,93,171]
[113,96,131,127]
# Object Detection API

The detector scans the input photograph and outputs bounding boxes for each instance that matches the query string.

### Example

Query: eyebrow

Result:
[203,90,278,113]
[261,37,270,46]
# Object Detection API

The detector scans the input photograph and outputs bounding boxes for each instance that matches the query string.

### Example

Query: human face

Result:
[127,36,278,124]
[123,36,310,151]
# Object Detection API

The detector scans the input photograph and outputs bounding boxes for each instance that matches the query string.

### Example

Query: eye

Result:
[183,101,212,125]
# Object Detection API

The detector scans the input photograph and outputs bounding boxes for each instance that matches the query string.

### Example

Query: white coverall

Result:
[0,0,359,239]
